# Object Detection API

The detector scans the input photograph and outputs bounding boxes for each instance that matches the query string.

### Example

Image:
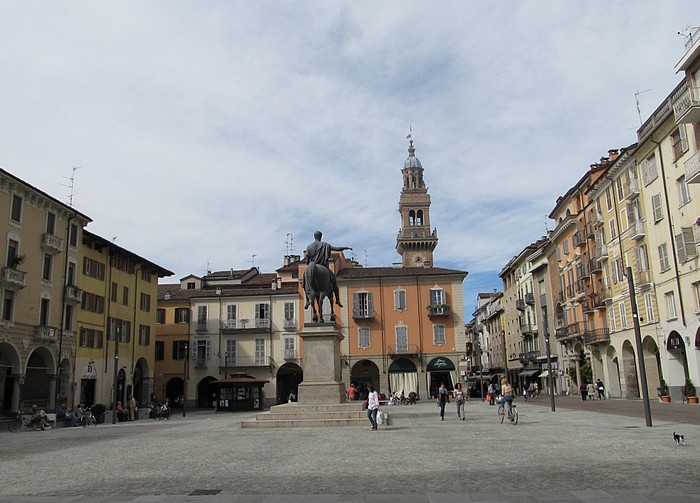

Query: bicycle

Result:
[8,410,45,432]
[497,400,518,425]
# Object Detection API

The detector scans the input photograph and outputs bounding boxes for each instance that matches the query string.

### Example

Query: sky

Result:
[0,2,697,318]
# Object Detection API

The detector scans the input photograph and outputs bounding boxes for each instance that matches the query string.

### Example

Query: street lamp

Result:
[224,352,229,380]
[542,305,556,412]
[183,342,188,418]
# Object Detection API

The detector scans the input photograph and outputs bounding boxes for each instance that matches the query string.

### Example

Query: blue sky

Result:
[0,2,696,317]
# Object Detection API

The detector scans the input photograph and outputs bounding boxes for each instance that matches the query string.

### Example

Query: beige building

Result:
[0,169,91,413]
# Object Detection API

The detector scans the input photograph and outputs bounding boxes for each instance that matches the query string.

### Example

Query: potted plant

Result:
[684,378,697,404]
[91,403,107,423]
[658,379,671,403]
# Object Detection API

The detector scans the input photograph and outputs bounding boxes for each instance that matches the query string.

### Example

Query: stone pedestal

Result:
[297,323,346,404]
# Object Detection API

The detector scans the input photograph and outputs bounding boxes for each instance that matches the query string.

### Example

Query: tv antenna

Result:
[635,89,651,125]
[60,166,81,208]
[248,254,257,267]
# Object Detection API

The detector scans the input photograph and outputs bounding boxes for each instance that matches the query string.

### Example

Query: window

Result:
[79,328,103,348]
[64,304,73,331]
[10,194,22,222]
[83,257,105,280]
[640,154,658,186]
[197,306,208,329]
[612,258,623,284]
[671,125,689,160]
[40,298,50,326]
[609,218,617,240]
[254,338,266,365]
[562,239,569,255]
[651,194,663,222]
[141,268,152,282]
[69,223,79,248]
[615,177,625,202]
[111,282,118,302]
[605,188,613,211]
[359,327,370,348]
[658,243,670,272]
[352,292,374,318]
[155,341,164,360]
[433,324,446,345]
[138,325,150,346]
[283,336,296,359]
[644,293,655,322]
[665,291,678,320]
[608,308,617,332]
[619,302,628,329]
[2,290,13,321]
[678,175,691,206]
[255,303,270,328]
[675,227,697,263]
[175,308,190,324]
[6,239,19,268]
[186,282,195,290]
[394,289,407,310]
[42,254,52,281]
[226,339,236,363]
[122,286,129,306]
[46,212,56,234]
[224,304,237,329]
[284,302,294,321]
[156,308,166,324]
[429,288,446,305]
[173,340,189,360]
[81,292,105,313]
[140,293,151,312]
[108,317,131,343]
[395,326,408,352]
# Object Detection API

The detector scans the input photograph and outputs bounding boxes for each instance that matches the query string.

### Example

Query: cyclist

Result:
[500,378,515,419]
[30,404,48,430]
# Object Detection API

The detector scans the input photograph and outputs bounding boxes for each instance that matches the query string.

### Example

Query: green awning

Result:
[426,357,455,372]
[388,359,417,373]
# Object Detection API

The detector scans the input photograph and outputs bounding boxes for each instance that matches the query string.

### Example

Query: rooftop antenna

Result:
[678,24,699,45]
[635,89,651,125]
[285,233,294,255]
[60,166,81,208]
[544,215,550,233]
[248,254,257,267]
[206,260,212,275]
[364,250,368,267]
[112,237,117,243]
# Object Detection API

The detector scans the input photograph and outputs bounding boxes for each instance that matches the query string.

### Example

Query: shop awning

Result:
[518,369,539,377]
[426,357,455,372]
[389,359,418,373]
[538,370,556,378]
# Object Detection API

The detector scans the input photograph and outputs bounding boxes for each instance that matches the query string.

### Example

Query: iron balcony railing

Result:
[41,233,64,254]
[524,293,535,305]
[684,149,700,184]
[515,299,526,310]
[583,328,610,345]
[283,349,298,360]
[64,284,84,304]
[35,325,58,342]
[672,85,700,124]
[0,267,26,290]
[387,344,420,355]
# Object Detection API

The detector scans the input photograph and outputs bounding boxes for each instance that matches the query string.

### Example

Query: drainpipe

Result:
[56,213,75,410]
[651,134,687,327]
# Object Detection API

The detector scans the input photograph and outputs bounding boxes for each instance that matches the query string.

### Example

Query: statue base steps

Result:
[240,402,389,428]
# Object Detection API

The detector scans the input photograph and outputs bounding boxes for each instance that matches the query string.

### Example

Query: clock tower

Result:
[396,137,438,267]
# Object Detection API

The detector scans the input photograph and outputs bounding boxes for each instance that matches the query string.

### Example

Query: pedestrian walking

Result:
[579,382,587,401]
[437,382,448,421]
[454,383,466,420]
[586,382,596,400]
[129,394,137,420]
[366,385,380,430]
[596,379,606,399]
[487,383,495,406]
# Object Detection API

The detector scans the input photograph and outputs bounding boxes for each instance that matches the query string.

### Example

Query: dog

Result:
[673,432,685,445]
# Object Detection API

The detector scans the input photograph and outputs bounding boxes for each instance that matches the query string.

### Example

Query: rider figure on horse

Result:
[303,231,351,309]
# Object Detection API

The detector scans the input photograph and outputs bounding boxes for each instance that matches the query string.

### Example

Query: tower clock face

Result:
[414,255,423,263]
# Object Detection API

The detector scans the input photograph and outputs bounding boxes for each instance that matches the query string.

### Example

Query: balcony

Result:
[35,325,58,342]
[427,304,450,317]
[220,320,240,331]
[41,233,64,254]
[629,220,645,240]
[1,267,26,290]
[684,150,700,184]
[583,328,610,345]
[515,299,526,310]
[223,356,273,368]
[598,244,608,261]
[255,318,271,329]
[589,257,602,274]
[592,211,604,227]
[635,269,652,288]
[195,358,208,369]
[524,293,535,305]
[555,322,582,341]
[283,318,297,330]
[526,350,541,362]
[582,293,603,313]
[195,320,208,332]
[388,344,420,356]
[353,308,374,320]
[64,284,83,304]
[584,221,595,238]
[672,85,700,124]
[518,353,528,364]
[622,177,639,201]
[283,349,299,360]
[218,355,236,367]
[520,323,534,336]
[572,232,584,249]
[578,263,590,280]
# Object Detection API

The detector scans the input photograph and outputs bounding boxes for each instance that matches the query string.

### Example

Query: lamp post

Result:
[183,342,188,418]
[627,266,652,427]
[224,352,229,380]
[542,305,556,412]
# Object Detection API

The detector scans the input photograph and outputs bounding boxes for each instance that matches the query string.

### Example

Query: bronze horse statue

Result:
[303,263,336,323]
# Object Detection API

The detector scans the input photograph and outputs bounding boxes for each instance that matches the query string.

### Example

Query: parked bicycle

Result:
[497,400,518,425]
[8,410,44,433]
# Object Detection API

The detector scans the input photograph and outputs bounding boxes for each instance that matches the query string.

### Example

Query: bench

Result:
[45,413,72,428]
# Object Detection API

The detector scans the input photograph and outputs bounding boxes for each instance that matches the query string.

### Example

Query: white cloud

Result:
[0,0,696,314]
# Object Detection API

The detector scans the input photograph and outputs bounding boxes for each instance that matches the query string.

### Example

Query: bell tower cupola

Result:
[396,137,438,267]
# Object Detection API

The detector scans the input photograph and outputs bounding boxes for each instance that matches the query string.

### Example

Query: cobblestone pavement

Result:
[1,398,699,502]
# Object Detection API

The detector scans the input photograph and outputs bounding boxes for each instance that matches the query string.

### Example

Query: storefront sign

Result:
[81,363,97,380]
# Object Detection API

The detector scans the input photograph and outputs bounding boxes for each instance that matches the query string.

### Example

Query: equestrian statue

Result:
[303,231,352,323]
